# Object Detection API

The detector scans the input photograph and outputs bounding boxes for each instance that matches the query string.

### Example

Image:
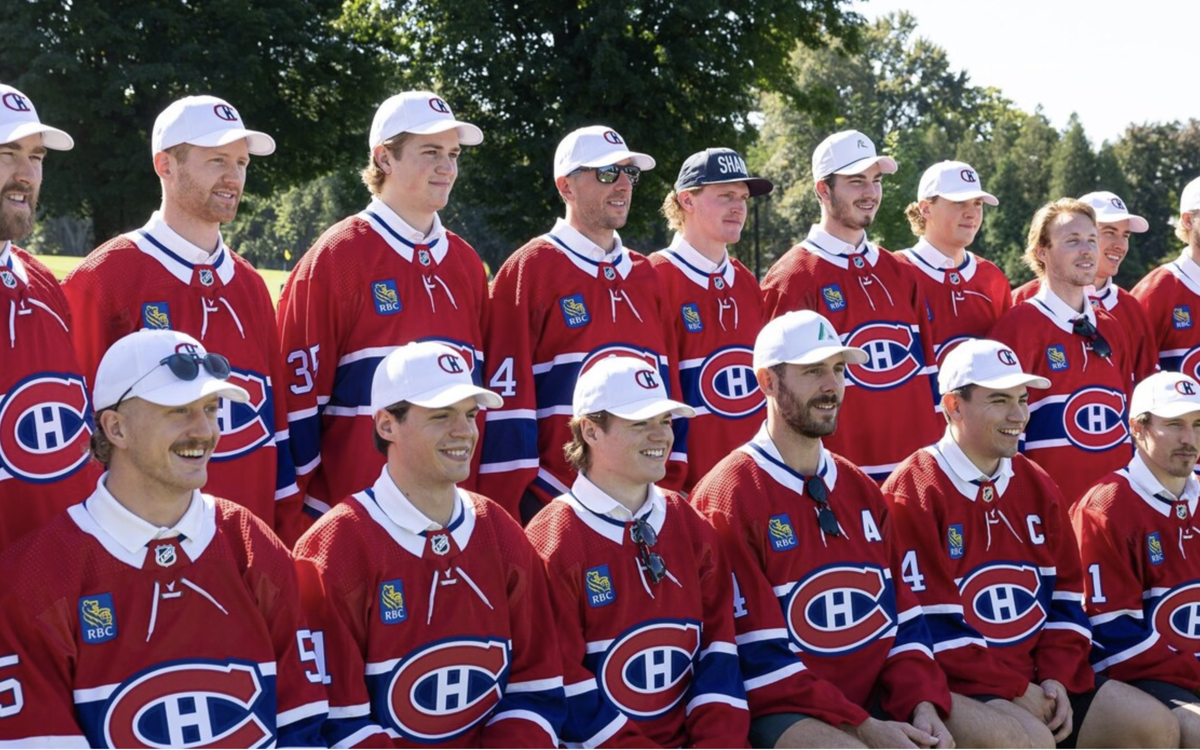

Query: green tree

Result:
[1048,114,1099,201]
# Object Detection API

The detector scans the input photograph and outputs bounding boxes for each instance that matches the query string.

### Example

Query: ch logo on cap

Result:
[603,130,624,145]
[997,349,1018,366]
[1177,380,1197,396]
[1111,197,1127,210]
[438,353,465,374]
[634,370,659,390]
[177,342,203,356]
[428,97,451,114]
[960,169,977,183]
[1,93,30,113]
[212,104,239,122]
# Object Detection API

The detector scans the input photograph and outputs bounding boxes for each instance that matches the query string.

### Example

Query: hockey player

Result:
[650,147,772,491]
[760,130,940,481]
[479,125,682,522]
[0,329,329,747]
[293,341,565,747]
[692,310,957,749]
[0,83,99,551]
[884,339,1176,748]
[1075,371,1200,745]
[989,198,1135,504]
[1013,191,1157,381]
[277,91,490,544]
[896,161,1010,374]
[61,95,303,541]
[525,356,751,746]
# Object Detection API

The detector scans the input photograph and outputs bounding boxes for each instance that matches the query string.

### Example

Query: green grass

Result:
[33,254,291,306]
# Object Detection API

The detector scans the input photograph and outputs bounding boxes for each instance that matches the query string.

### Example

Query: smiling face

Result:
[560,158,635,245]
[107,394,221,504]
[821,164,884,235]
[763,355,848,440]
[378,397,480,493]
[0,133,45,241]
[1133,411,1200,486]
[924,196,985,252]
[1037,211,1099,290]
[1096,219,1133,283]
[945,384,1029,473]
[583,411,674,492]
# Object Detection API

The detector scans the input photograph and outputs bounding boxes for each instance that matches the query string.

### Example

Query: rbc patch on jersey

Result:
[560,294,591,328]
[79,593,118,644]
[1148,532,1165,565]
[1174,306,1193,330]
[379,579,408,624]
[681,303,704,333]
[141,302,171,330]
[948,524,965,559]
[585,565,616,607]
[821,285,846,312]
[1046,345,1068,371]
[372,279,402,315]
[768,514,798,551]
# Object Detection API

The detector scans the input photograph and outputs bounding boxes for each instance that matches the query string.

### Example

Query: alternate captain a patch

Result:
[141,302,171,330]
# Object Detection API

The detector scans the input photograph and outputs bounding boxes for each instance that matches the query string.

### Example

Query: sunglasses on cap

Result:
[114,352,233,411]
[806,475,841,537]
[1071,317,1112,359]
[569,164,641,185]
[629,516,668,584]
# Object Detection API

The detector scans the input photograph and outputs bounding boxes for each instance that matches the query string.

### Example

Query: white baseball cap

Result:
[554,126,656,179]
[918,161,998,205]
[152,95,275,156]
[369,91,482,150]
[753,310,868,371]
[371,342,502,412]
[1182,177,1200,214]
[938,339,1050,394]
[573,357,694,420]
[811,130,898,182]
[1079,191,1148,233]
[93,330,249,411]
[1131,371,1200,419]
[0,84,73,151]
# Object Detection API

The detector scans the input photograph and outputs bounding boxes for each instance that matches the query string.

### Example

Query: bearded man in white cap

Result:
[0,329,329,748]
[62,95,303,541]
[761,130,940,483]
[276,90,489,545]
[293,341,565,746]
[479,126,684,523]
[0,83,99,552]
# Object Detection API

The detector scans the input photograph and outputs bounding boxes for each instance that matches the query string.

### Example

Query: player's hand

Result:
[1039,678,1074,742]
[910,701,955,748]
[1012,681,1053,723]
[854,717,936,748]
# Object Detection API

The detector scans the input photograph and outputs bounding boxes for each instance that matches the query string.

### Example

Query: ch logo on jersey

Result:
[783,564,895,655]
[79,594,118,645]
[428,97,451,114]
[586,565,616,607]
[1,93,31,112]
[102,661,273,748]
[141,302,171,330]
[960,169,977,183]
[0,269,16,289]
[212,103,239,122]
[579,345,661,378]
[560,294,591,328]
[380,580,408,624]
[681,303,703,333]
[821,285,846,312]
[1061,386,1128,452]
[210,368,272,461]
[0,373,93,483]
[948,524,965,559]
[1046,345,1068,371]
[1174,306,1193,330]
[1178,348,1200,383]
[935,335,975,370]
[603,130,624,145]
[844,322,923,391]
[957,563,1046,645]
[598,620,700,719]
[372,279,402,315]
[697,346,763,419]
[1152,582,1200,654]
[768,514,798,551]
[386,638,509,742]
[1148,532,1165,565]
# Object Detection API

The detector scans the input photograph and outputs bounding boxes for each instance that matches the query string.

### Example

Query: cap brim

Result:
[403,119,484,147]
[1142,402,1200,419]
[606,397,696,421]
[971,373,1051,391]
[404,382,504,410]
[0,122,74,151]
[936,189,999,206]
[581,150,656,171]
[134,376,250,409]
[831,155,898,178]
[775,345,869,367]
[683,176,774,197]
[1099,213,1149,233]
[186,128,276,156]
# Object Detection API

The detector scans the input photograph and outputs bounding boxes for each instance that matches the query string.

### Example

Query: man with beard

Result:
[0,84,99,552]
[479,126,683,522]
[761,131,940,481]
[1075,371,1200,746]
[691,310,960,749]
[62,96,303,540]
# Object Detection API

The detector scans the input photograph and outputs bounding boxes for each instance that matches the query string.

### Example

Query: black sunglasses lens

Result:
[818,507,840,537]
[595,166,619,184]
[205,353,232,380]
[623,166,640,184]
[164,353,200,381]
[806,476,828,503]
[633,519,657,547]
[1092,336,1112,358]
[645,552,666,583]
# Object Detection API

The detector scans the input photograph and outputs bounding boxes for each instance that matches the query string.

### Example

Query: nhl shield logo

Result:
[714,276,726,290]
[982,485,995,503]
[602,265,617,281]
[417,248,432,266]
[851,255,865,269]
[0,269,15,289]
[948,271,961,285]
[1178,504,1190,520]
[198,268,214,287]
[430,533,451,556]
[154,543,177,567]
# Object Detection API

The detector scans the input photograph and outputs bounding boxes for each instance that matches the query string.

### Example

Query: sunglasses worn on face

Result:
[115,352,233,411]
[1072,317,1112,358]
[630,516,668,584]
[806,475,841,537]
[569,164,641,185]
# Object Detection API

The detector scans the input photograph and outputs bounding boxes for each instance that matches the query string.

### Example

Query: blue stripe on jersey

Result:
[672,415,689,464]
[1025,396,1130,450]
[274,432,298,497]
[478,417,538,467]
[533,350,669,414]
[289,413,321,478]
[688,646,747,708]
[561,680,628,746]
[736,634,806,692]
[1048,592,1091,636]
[322,712,383,749]
[333,354,485,411]
[1090,611,1154,670]
[924,610,986,651]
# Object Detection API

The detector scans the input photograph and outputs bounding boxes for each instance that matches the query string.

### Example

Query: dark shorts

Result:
[1058,675,1109,750]
[1128,678,1200,710]
[749,712,814,749]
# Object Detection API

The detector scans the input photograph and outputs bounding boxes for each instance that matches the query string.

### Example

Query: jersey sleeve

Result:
[1125,297,1161,382]
[1030,490,1095,694]
[61,262,122,389]
[1130,272,1170,370]
[659,292,688,493]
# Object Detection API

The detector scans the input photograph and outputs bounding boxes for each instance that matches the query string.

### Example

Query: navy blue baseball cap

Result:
[674,147,773,197]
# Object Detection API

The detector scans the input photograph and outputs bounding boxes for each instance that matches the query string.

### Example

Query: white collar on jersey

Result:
[67,473,216,568]
[355,466,474,557]
[1121,451,1200,518]
[358,197,449,265]
[657,233,736,290]
[0,241,29,285]
[901,238,978,283]
[925,429,1014,502]
[1168,249,1200,297]
[560,472,668,545]
[123,211,236,287]
[738,421,839,496]
[800,224,879,270]
[1089,277,1119,311]
[544,217,633,279]
[1030,281,1097,333]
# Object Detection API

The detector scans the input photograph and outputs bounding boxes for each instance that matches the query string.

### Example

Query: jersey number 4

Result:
[488,357,518,398]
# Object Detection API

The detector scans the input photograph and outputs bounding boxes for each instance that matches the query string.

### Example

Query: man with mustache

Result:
[62,96,303,540]
[0,83,99,551]
[0,329,329,747]
[1075,371,1200,746]
[761,131,941,482]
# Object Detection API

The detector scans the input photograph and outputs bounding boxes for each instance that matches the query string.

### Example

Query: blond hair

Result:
[1177,211,1198,245]
[1023,198,1097,277]
[563,412,612,473]
[661,188,698,233]
[905,199,931,236]
[360,132,416,196]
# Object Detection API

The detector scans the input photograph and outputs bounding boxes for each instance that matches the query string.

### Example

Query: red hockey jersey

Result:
[525,476,749,747]
[1132,253,1200,390]
[293,470,565,748]
[761,228,941,480]
[277,200,489,543]
[883,432,1095,700]
[0,482,328,747]
[0,242,99,552]
[1072,455,1200,690]
[478,220,684,517]
[61,214,301,539]
[690,424,951,722]
[650,235,765,491]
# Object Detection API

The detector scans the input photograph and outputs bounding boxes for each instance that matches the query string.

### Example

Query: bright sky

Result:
[853,0,1199,144]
